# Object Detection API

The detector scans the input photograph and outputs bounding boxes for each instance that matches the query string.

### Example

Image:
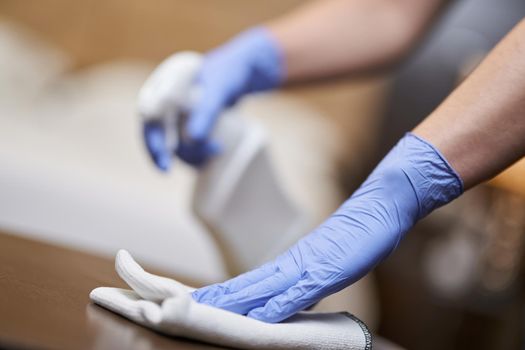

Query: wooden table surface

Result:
[0,231,225,350]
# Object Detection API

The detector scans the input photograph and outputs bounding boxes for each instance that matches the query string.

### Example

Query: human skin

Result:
[267,0,525,188]
[414,19,525,189]
[267,0,448,81]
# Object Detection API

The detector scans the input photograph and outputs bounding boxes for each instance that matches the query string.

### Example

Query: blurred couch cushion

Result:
[0,21,227,282]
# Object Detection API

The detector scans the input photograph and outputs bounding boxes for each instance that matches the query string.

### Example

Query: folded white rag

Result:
[90,250,372,350]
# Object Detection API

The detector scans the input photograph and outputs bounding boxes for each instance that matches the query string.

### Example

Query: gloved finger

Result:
[176,139,221,167]
[89,287,161,325]
[192,261,276,302]
[116,250,192,302]
[143,120,172,172]
[247,277,318,323]
[186,91,225,142]
[199,270,295,315]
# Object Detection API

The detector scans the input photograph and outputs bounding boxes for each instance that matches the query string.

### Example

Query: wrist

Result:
[217,26,285,91]
[337,132,464,244]
[368,133,464,221]
[396,132,464,219]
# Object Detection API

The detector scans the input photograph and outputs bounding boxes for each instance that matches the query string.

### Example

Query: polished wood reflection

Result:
[0,232,225,349]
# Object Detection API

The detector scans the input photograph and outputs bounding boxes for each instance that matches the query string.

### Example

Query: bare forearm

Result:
[414,19,525,189]
[267,0,445,82]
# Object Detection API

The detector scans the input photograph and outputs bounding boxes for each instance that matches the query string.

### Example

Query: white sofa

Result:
[0,21,226,281]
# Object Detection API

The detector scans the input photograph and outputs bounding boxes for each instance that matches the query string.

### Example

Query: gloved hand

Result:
[90,250,372,350]
[192,133,464,323]
[138,27,284,170]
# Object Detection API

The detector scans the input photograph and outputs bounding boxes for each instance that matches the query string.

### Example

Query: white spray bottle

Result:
[139,52,308,275]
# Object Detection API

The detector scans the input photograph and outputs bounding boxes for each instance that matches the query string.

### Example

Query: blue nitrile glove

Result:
[141,27,284,170]
[192,133,464,323]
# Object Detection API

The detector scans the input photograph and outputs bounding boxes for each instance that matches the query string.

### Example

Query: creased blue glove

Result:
[192,133,464,323]
[141,27,283,170]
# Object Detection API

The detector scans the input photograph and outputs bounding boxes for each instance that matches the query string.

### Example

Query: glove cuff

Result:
[391,132,464,219]
[338,132,464,251]
[220,26,285,91]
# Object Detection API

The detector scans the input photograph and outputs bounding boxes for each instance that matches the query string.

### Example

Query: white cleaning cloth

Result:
[90,250,371,350]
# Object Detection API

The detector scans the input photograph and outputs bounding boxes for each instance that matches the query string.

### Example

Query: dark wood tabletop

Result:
[0,231,226,350]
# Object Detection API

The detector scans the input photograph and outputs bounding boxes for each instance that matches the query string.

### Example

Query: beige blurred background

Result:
[1,1,525,349]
